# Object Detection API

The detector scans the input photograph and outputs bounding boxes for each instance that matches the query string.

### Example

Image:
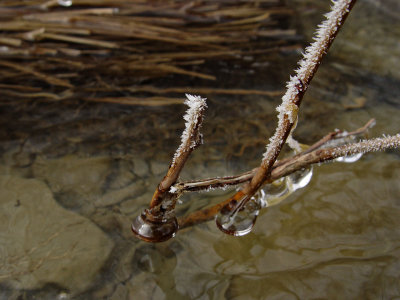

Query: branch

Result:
[211,0,358,222]
[131,94,207,242]
[178,133,400,229]
[174,118,375,194]
[149,94,207,210]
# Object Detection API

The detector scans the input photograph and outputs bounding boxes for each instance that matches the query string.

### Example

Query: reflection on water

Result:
[1,1,400,299]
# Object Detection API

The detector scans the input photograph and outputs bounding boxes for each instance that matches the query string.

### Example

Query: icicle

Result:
[262,177,291,206]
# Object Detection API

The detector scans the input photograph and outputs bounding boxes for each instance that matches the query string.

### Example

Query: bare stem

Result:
[178,133,400,229]
[222,0,358,212]
[173,118,375,194]
[149,94,207,211]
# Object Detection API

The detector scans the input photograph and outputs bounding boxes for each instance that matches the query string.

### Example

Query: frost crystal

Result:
[287,134,302,153]
[335,134,400,157]
[262,0,353,161]
[171,94,207,166]
[296,0,352,81]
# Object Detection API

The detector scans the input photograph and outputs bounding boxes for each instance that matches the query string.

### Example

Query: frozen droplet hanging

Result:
[287,166,313,192]
[216,196,262,236]
[131,209,178,242]
[262,177,291,206]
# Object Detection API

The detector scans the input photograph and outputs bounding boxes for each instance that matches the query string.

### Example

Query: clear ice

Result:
[335,152,363,163]
[216,196,263,237]
[287,166,313,191]
[58,0,73,7]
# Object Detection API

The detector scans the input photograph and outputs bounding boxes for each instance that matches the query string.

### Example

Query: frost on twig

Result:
[331,134,400,158]
[171,94,207,168]
[150,94,207,209]
[263,0,355,166]
[178,131,400,229]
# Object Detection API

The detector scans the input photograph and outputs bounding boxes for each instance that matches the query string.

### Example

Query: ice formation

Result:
[332,134,400,158]
[171,94,207,166]
[263,0,354,161]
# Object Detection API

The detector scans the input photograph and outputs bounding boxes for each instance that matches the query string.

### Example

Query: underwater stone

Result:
[133,158,149,178]
[0,175,114,294]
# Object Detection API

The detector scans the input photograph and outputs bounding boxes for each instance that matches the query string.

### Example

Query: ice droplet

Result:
[262,177,291,206]
[216,196,262,237]
[335,152,363,163]
[57,292,70,300]
[131,209,178,242]
[216,166,314,237]
[58,0,72,7]
[287,166,313,191]
[257,166,313,207]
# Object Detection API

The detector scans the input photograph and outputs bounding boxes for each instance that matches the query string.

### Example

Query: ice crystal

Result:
[169,185,178,194]
[58,0,72,6]
[171,94,207,166]
[287,134,302,153]
[333,134,400,158]
[296,0,352,81]
[263,0,353,162]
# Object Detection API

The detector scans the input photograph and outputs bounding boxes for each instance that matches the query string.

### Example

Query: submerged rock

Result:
[32,155,111,213]
[0,175,114,294]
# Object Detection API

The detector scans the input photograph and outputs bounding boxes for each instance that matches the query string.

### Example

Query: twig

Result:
[131,0,400,241]
[173,118,375,194]
[0,60,72,88]
[150,94,207,209]
[220,0,358,217]
[178,132,400,229]
[131,94,207,242]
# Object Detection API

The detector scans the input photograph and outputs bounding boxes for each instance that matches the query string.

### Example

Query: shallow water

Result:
[1,1,400,299]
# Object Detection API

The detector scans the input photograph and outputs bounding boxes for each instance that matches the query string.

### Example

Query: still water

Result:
[1,1,399,299]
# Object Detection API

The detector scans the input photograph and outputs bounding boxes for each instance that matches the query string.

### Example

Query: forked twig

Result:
[209,0,359,228]
[131,94,207,242]
[173,118,376,194]
[178,131,400,229]
[131,0,400,242]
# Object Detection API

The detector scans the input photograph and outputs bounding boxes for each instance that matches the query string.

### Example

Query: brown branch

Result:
[173,118,375,194]
[149,94,207,211]
[212,0,358,219]
[131,94,207,242]
[178,133,400,229]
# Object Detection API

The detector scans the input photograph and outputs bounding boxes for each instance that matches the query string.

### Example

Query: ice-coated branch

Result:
[150,94,207,209]
[329,134,400,158]
[131,0,400,243]
[231,0,357,209]
[173,119,375,194]
[262,0,356,175]
[272,134,400,180]
[131,94,207,242]
[178,132,400,229]
[171,94,207,169]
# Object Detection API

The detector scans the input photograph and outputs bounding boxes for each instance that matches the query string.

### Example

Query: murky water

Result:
[1,1,400,299]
